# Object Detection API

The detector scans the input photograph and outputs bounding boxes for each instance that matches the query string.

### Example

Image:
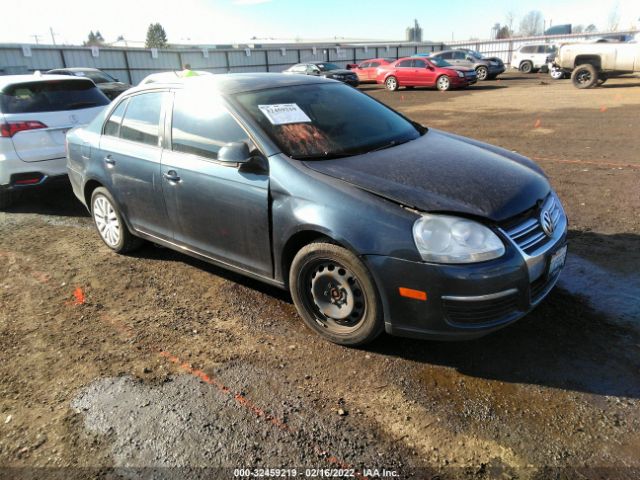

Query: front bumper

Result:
[343,78,360,87]
[364,216,568,340]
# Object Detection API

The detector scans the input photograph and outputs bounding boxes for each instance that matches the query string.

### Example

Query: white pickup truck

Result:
[553,41,639,88]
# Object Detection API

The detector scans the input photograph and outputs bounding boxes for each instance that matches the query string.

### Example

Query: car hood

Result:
[321,69,354,76]
[302,129,550,223]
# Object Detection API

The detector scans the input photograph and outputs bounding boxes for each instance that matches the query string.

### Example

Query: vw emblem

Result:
[540,209,554,237]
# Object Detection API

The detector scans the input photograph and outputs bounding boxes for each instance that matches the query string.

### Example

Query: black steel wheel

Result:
[289,242,384,346]
[571,64,598,89]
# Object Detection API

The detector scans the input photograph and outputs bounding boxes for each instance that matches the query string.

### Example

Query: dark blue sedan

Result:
[66,73,567,346]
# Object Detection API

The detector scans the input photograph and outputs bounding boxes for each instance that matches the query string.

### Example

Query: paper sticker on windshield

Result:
[258,104,311,125]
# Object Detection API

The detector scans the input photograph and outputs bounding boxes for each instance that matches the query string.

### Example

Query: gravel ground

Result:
[1,72,639,480]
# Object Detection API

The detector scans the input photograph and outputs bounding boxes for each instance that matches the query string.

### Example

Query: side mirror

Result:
[218,142,251,164]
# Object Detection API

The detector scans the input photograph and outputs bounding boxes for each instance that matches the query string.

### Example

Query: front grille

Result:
[502,194,562,255]
[530,270,560,303]
[442,292,521,326]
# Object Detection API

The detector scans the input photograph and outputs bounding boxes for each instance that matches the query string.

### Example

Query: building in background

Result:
[405,19,422,42]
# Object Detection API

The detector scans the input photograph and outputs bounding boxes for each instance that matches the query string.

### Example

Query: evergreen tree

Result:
[145,23,168,49]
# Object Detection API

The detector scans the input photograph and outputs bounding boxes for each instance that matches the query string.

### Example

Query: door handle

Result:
[104,155,115,166]
[163,170,181,182]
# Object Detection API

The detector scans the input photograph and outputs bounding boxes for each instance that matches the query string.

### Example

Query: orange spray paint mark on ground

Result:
[534,119,541,128]
[72,287,85,305]
[600,105,608,113]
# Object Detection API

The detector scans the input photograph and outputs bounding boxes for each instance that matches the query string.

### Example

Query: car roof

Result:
[0,74,95,90]
[132,72,335,95]
[47,67,101,73]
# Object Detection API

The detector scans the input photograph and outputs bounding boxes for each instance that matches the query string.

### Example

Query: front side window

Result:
[171,91,249,160]
[370,61,380,67]
[119,92,164,146]
[412,59,427,68]
[453,51,466,60]
[103,98,129,137]
[235,83,423,159]
[316,63,341,72]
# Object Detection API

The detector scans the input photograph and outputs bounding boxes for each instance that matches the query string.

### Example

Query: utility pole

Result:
[30,34,42,45]
[49,27,58,45]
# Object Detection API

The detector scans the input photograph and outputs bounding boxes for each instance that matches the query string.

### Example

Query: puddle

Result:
[559,254,640,326]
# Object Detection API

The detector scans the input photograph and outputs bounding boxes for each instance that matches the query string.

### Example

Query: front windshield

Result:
[316,63,341,72]
[74,70,115,84]
[467,50,484,59]
[234,83,423,159]
[430,57,453,68]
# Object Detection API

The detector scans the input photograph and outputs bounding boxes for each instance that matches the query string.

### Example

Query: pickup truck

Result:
[553,41,639,88]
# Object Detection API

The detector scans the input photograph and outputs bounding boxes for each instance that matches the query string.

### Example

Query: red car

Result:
[351,58,396,83]
[376,56,477,91]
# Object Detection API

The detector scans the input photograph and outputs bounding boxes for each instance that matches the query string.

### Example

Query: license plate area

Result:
[548,245,567,278]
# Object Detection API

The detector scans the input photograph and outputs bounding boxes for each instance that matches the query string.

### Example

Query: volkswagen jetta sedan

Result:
[66,74,567,346]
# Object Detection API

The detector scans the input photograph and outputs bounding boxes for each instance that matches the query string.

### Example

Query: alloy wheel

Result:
[93,195,121,247]
[437,76,450,91]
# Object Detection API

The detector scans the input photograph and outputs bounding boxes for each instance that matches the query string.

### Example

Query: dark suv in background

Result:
[46,68,131,100]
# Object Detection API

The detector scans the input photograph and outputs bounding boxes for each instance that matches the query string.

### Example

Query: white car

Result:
[138,70,213,85]
[0,74,109,209]
[511,44,557,73]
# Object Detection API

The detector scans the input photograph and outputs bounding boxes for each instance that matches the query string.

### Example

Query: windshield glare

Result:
[430,57,452,68]
[75,71,115,84]
[235,83,422,159]
[316,63,341,72]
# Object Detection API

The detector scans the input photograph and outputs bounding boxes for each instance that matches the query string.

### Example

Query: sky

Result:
[4,0,639,46]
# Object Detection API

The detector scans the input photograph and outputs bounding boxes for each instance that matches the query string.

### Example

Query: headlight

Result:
[331,74,345,79]
[456,71,464,78]
[413,214,505,263]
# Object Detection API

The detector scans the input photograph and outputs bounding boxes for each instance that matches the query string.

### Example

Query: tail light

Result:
[0,121,47,138]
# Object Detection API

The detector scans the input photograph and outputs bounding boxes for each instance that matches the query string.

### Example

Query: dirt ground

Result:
[1,72,639,480]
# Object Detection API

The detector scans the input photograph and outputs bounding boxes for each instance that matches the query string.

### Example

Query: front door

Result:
[98,91,171,239]
[161,91,272,277]
[411,59,437,86]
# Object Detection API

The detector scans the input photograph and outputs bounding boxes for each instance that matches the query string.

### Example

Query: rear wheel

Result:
[571,64,598,89]
[0,190,14,210]
[91,187,143,254]
[520,61,533,74]
[475,66,489,81]
[436,75,451,91]
[289,242,384,346]
[385,76,399,91]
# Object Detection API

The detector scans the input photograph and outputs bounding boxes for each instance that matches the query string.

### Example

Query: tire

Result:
[571,64,598,89]
[475,65,489,81]
[385,76,399,91]
[520,61,533,74]
[289,242,384,346]
[436,75,451,91]
[0,190,14,210]
[90,187,143,254]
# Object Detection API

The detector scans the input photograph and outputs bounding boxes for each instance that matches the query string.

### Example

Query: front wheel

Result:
[436,75,451,91]
[520,61,533,74]
[475,66,488,81]
[385,76,399,91]
[571,64,598,89]
[289,242,384,346]
[91,187,143,254]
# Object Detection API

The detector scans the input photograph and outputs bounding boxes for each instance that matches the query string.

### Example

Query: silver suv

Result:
[430,49,505,80]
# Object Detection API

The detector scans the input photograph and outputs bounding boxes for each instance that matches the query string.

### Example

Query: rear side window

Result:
[171,91,249,160]
[103,98,129,137]
[0,80,109,114]
[520,46,535,53]
[120,92,164,146]
[396,60,412,68]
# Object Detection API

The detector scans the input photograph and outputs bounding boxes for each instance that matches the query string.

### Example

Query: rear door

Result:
[160,90,271,276]
[0,79,109,162]
[98,91,172,239]
[394,59,414,82]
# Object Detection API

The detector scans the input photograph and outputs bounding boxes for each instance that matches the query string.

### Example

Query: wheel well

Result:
[574,55,601,70]
[281,231,334,286]
[520,59,533,66]
[83,179,103,208]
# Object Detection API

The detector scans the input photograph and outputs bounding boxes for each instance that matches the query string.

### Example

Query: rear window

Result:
[0,80,109,114]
